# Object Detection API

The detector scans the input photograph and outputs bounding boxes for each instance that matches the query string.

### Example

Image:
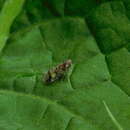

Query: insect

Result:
[43,59,72,84]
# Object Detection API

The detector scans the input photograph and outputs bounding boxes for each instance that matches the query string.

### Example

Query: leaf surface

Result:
[0,0,130,130]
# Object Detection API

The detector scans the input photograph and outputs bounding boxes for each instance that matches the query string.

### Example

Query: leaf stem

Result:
[67,64,75,90]
[103,100,123,130]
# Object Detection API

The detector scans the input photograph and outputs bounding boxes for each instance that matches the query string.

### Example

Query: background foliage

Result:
[0,0,130,129]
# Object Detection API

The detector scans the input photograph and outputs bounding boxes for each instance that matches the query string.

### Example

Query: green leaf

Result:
[0,18,110,98]
[65,0,98,17]
[107,48,130,95]
[0,90,98,130]
[0,0,5,10]
[59,81,130,130]
[0,0,25,52]
[0,0,130,129]
[88,1,130,53]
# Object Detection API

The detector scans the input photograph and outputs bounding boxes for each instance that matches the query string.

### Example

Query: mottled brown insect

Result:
[43,59,72,84]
